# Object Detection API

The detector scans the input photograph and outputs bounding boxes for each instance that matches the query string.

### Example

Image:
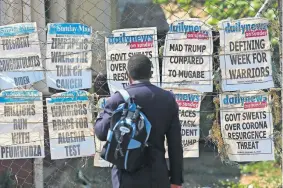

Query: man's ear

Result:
[127,71,133,84]
[150,61,153,78]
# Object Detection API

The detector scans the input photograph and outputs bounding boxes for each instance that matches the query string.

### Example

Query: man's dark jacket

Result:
[94,82,183,188]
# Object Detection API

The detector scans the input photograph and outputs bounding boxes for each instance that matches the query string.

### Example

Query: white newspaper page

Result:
[47,90,95,159]
[220,91,274,161]
[106,27,160,94]
[165,89,202,158]
[0,90,44,159]
[0,23,44,89]
[46,23,92,91]
[162,19,213,92]
[219,18,274,91]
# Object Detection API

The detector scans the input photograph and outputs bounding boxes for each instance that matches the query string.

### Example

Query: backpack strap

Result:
[116,89,131,104]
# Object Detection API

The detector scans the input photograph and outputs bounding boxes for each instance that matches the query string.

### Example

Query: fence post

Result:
[280,0,283,185]
[31,0,46,187]
[111,0,117,30]
[22,0,32,22]
[255,0,276,17]
[49,0,67,22]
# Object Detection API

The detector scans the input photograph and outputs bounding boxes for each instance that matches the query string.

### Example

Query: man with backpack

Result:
[94,54,183,188]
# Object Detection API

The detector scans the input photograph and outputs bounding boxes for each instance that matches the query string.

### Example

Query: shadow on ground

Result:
[182,143,241,188]
[43,142,240,188]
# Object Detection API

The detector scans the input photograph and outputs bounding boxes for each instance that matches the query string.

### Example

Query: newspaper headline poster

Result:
[0,90,44,159]
[46,23,92,91]
[220,91,274,161]
[93,97,112,167]
[162,19,213,92]
[219,18,274,91]
[106,27,160,94]
[165,89,201,158]
[0,23,44,89]
[47,90,95,159]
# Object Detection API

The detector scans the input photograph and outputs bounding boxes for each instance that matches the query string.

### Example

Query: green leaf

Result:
[153,0,168,4]
[177,0,191,5]
[236,1,248,6]
[206,17,219,25]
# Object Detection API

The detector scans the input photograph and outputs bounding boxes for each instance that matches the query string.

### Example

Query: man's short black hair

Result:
[127,54,152,80]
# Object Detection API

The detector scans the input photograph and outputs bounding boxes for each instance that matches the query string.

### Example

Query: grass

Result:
[218,161,282,188]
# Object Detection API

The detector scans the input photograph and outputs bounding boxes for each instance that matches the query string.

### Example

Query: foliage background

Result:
[153,0,282,187]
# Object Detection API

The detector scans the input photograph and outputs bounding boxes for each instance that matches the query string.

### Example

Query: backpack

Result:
[100,89,152,172]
